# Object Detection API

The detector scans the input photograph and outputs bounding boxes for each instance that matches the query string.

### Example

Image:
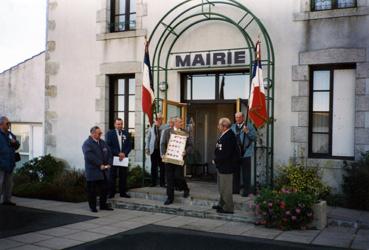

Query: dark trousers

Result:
[233,157,252,195]
[166,163,189,201]
[109,165,128,196]
[87,179,108,209]
[151,149,165,186]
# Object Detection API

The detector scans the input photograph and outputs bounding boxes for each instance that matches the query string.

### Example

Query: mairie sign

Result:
[172,49,250,69]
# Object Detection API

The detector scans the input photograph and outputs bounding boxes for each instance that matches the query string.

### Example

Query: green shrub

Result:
[274,164,330,202]
[13,155,87,202]
[342,152,369,211]
[254,188,315,230]
[15,154,65,183]
[127,166,150,189]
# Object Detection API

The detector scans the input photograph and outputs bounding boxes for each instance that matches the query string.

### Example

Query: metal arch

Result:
[146,0,275,187]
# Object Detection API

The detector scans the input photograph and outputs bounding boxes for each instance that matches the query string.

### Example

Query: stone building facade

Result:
[2,0,368,191]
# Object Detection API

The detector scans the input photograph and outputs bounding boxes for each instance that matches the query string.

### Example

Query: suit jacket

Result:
[231,121,256,158]
[0,130,20,173]
[105,129,132,157]
[160,127,193,161]
[214,129,240,174]
[145,124,166,155]
[82,136,112,181]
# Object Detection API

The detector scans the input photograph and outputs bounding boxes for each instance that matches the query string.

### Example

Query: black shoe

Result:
[150,184,157,187]
[216,208,234,214]
[100,206,114,211]
[212,205,222,210]
[183,190,190,198]
[120,193,131,198]
[90,208,98,213]
[164,199,173,205]
[2,201,16,206]
[108,194,115,199]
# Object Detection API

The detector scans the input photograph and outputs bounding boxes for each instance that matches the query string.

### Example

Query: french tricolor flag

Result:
[142,41,155,125]
[249,41,268,128]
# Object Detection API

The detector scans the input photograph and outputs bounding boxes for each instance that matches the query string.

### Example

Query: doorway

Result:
[187,103,235,180]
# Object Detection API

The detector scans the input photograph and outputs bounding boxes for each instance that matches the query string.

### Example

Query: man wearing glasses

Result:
[82,126,113,212]
[0,116,20,206]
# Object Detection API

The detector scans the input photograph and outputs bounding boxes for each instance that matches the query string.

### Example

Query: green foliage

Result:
[342,152,369,211]
[127,166,150,189]
[15,154,65,183]
[13,155,87,202]
[254,188,315,230]
[274,164,330,202]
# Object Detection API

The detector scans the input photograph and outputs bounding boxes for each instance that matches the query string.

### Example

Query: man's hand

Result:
[242,126,249,134]
[182,151,186,157]
[119,152,125,161]
[145,149,150,155]
[105,165,111,169]
[100,165,105,170]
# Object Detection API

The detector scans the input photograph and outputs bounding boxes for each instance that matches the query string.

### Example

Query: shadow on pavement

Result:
[0,205,96,238]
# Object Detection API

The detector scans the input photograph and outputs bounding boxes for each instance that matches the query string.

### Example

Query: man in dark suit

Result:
[82,126,113,212]
[160,117,191,205]
[106,118,132,198]
[213,118,240,214]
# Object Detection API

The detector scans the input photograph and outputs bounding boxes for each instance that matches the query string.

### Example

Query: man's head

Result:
[0,116,10,132]
[90,126,102,140]
[218,117,232,133]
[235,112,244,124]
[174,117,183,129]
[114,118,124,130]
[155,113,163,126]
[168,117,175,128]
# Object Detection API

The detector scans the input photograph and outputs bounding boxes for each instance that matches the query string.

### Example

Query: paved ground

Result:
[0,206,96,239]
[65,225,343,250]
[0,197,368,250]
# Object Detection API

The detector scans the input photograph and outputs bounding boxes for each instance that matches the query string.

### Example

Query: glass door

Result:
[162,99,187,128]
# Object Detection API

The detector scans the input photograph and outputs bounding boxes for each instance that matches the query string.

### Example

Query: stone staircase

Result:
[110,182,258,224]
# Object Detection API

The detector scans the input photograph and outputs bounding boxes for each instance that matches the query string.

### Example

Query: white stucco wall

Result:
[0,52,45,123]
[46,0,369,192]
[46,0,102,168]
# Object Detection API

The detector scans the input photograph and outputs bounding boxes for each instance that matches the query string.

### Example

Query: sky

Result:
[0,0,46,73]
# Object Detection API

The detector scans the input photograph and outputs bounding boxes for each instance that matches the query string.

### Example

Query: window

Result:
[309,65,356,159]
[311,0,357,11]
[109,75,136,136]
[110,0,136,32]
[182,71,249,102]
[10,123,43,167]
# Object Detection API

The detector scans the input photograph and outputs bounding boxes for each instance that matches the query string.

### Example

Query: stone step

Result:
[111,197,257,224]
[126,187,254,212]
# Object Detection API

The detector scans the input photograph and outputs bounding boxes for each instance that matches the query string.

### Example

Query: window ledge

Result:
[97,29,147,41]
[294,7,369,21]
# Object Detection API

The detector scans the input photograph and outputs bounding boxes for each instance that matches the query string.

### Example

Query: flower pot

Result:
[309,200,327,230]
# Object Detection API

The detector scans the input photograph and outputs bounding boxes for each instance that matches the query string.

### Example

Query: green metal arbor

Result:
[147,0,275,187]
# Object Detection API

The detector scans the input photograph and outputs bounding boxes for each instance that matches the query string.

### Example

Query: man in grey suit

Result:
[82,126,113,213]
[160,117,191,205]
[145,113,166,187]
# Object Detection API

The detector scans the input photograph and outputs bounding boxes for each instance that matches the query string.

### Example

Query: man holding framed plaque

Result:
[160,117,192,205]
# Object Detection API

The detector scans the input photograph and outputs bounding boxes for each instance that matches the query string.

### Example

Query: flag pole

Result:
[142,36,148,188]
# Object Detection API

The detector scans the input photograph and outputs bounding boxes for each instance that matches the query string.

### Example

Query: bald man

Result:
[231,112,256,196]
